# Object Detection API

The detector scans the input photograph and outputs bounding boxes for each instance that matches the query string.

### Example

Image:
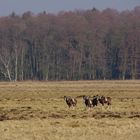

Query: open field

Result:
[0,80,140,140]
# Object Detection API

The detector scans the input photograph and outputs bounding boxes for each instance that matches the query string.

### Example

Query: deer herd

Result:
[64,95,112,109]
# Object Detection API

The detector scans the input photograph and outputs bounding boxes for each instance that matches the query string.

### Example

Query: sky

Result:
[0,0,140,16]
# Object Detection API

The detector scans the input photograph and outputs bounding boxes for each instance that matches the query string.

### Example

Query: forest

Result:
[0,7,140,81]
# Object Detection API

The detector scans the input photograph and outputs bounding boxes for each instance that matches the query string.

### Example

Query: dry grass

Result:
[0,80,140,140]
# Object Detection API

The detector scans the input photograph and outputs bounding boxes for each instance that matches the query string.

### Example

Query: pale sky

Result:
[0,0,140,16]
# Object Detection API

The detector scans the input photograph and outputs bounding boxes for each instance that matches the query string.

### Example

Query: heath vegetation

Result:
[0,80,140,140]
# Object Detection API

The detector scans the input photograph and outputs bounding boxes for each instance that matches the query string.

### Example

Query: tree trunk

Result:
[6,66,12,81]
[0,55,12,81]
[15,47,18,81]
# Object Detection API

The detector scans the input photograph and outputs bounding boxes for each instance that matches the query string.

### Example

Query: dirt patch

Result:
[0,106,48,121]
[48,113,64,119]
[0,106,140,121]
[0,114,10,121]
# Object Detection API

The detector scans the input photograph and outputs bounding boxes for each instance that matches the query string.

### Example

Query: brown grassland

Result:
[0,80,140,140]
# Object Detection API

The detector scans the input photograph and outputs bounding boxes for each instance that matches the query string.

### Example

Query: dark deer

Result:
[83,95,93,109]
[99,96,112,106]
[92,95,100,107]
[64,96,77,108]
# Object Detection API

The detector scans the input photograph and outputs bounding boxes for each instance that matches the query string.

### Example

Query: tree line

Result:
[0,7,140,81]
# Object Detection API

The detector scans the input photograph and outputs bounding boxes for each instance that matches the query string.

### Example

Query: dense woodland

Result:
[0,7,140,81]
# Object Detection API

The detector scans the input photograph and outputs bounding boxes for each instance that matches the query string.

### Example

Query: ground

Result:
[0,80,140,140]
